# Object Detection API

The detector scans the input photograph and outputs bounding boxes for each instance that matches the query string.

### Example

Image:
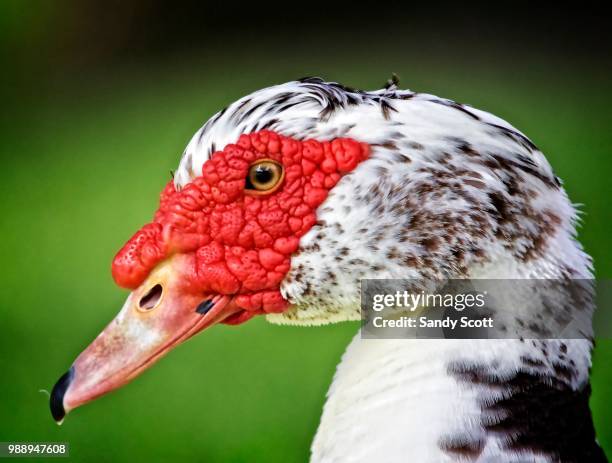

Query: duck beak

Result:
[50,254,241,423]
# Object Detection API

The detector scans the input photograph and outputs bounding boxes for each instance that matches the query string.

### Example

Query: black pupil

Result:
[255,166,273,184]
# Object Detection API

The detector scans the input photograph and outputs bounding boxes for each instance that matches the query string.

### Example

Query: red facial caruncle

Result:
[112,130,369,323]
[48,130,369,423]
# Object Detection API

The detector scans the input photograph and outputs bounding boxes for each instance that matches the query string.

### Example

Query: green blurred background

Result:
[0,2,610,461]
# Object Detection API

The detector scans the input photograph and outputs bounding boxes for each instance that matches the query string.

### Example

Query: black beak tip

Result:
[50,367,74,423]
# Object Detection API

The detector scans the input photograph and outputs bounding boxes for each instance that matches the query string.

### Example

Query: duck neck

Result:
[310,335,594,462]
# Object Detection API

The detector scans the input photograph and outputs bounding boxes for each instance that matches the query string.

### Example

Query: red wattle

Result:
[111,131,369,319]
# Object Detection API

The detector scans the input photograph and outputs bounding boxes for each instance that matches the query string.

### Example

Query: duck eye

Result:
[246,160,284,194]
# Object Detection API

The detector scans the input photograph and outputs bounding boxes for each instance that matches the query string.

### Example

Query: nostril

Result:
[139,284,163,310]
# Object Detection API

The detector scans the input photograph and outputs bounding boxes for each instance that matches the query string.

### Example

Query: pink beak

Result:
[50,254,241,423]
